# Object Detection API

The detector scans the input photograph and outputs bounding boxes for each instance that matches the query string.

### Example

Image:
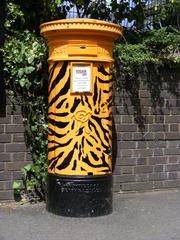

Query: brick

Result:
[5,124,24,133]
[12,115,23,124]
[0,115,11,124]
[149,124,168,132]
[0,182,5,190]
[116,157,136,166]
[139,90,150,98]
[153,149,164,156]
[137,141,147,149]
[145,116,154,124]
[0,144,5,152]
[151,107,170,115]
[5,161,29,171]
[154,115,164,123]
[0,171,12,181]
[141,98,153,107]
[121,166,134,174]
[168,172,178,180]
[0,153,11,162]
[137,158,147,165]
[154,165,164,172]
[165,148,180,155]
[13,134,25,142]
[120,149,133,157]
[165,99,179,108]
[0,190,14,200]
[167,141,180,148]
[118,141,136,149]
[149,156,167,165]
[135,165,153,174]
[12,153,26,161]
[136,174,149,182]
[133,132,154,141]
[148,141,167,148]
[163,180,180,188]
[154,133,165,140]
[113,166,122,175]
[116,132,122,141]
[0,163,5,170]
[0,125,4,133]
[6,105,22,115]
[115,174,136,183]
[170,124,179,131]
[122,182,153,191]
[165,132,180,140]
[154,181,164,189]
[165,116,180,123]
[25,153,32,161]
[122,116,133,123]
[149,172,167,181]
[116,124,137,132]
[112,184,120,192]
[113,115,121,124]
[168,156,178,163]
[6,143,27,152]
[13,171,22,180]
[122,133,133,141]
[165,164,180,172]
[0,134,11,143]
[141,107,150,115]
[133,149,153,157]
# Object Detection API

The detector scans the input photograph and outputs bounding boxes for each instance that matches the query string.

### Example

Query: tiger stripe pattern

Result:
[48,61,113,176]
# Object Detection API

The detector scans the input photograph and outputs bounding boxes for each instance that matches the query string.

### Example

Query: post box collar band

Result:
[40,18,123,40]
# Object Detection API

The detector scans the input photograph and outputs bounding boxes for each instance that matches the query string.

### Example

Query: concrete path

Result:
[0,190,180,240]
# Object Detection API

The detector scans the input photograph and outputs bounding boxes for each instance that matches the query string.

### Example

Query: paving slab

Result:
[0,190,180,240]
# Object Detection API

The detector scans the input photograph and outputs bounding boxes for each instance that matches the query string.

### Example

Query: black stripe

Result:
[70,97,80,113]
[48,62,59,84]
[49,152,64,170]
[93,77,98,105]
[48,112,69,117]
[90,151,99,161]
[57,143,78,170]
[84,95,92,110]
[98,65,111,76]
[98,77,112,84]
[82,156,104,168]
[49,118,69,129]
[72,160,77,170]
[48,138,73,152]
[56,98,67,109]
[86,139,93,147]
[49,75,70,107]
[103,86,112,93]
[48,128,67,138]
[49,61,68,95]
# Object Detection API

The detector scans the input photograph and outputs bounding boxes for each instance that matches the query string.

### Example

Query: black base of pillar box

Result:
[46,173,112,217]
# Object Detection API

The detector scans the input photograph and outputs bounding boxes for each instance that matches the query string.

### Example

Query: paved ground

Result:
[0,190,180,240]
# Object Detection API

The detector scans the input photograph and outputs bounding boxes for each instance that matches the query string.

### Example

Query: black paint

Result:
[46,174,112,217]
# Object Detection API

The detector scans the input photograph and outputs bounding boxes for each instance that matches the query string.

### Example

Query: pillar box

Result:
[40,19,122,217]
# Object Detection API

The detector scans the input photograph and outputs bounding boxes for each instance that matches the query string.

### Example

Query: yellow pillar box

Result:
[40,19,122,217]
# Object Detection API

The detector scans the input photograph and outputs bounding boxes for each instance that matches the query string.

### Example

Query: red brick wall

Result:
[0,67,180,200]
[0,96,30,200]
[112,67,180,192]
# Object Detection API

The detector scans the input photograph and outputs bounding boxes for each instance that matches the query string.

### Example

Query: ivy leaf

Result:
[25,66,35,74]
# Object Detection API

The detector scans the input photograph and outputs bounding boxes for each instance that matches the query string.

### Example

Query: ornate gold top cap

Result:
[40,18,123,40]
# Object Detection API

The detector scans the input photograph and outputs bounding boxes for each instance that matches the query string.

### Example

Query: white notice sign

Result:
[72,64,91,93]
